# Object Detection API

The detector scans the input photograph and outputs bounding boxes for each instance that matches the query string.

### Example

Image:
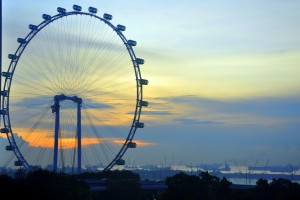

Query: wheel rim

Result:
[1,7,147,172]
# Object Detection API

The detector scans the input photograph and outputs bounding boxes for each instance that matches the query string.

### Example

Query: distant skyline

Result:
[1,0,300,168]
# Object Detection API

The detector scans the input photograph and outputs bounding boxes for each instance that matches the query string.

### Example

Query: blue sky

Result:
[1,0,300,168]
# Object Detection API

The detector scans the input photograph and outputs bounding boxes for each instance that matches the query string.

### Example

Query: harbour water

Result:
[128,164,300,185]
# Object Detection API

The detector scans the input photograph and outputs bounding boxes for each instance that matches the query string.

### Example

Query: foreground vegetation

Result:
[160,171,300,200]
[1,169,300,199]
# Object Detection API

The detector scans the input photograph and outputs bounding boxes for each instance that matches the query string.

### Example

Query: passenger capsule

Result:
[73,4,82,11]
[88,7,98,14]
[17,38,27,44]
[57,7,66,14]
[1,90,8,97]
[117,24,126,31]
[8,54,18,60]
[0,128,9,133]
[28,24,38,30]
[116,159,125,165]
[42,14,51,20]
[6,145,15,151]
[1,72,12,78]
[0,110,7,115]
[139,79,149,85]
[127,142,137,148]
[135,122,144,128]
[139,101,149,107]
[127,40,137,46]
[103,13,113,20]
[14,160,23,166]
[136,58,145,65]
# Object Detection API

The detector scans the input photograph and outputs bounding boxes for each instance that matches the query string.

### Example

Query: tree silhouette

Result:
[161,171,232,200]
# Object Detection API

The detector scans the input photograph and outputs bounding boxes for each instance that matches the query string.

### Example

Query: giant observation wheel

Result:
[0,5,148,173]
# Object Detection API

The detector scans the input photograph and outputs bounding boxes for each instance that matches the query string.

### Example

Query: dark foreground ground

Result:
[1,169,300,200]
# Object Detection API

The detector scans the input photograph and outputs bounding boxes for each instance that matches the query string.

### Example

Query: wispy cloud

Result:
[12,96,112,110]
[162,95,300,118]
[152,95,300,125]
[174,118,223,125]
[140,110,173,116]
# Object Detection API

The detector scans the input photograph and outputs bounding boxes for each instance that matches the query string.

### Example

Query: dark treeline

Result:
[0,169,90,200]
[161,171,300,200]
[1,169,300,200]
[0,169,143,200]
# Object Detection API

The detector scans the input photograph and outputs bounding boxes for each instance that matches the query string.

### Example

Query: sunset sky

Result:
[1,0,300,168]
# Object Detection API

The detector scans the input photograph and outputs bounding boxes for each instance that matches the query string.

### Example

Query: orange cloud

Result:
[0,134,6,139]
[28,137,156,149]
[10,127,156,149]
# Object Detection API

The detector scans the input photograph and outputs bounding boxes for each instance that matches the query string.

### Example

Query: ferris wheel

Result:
[0,5,148,173]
